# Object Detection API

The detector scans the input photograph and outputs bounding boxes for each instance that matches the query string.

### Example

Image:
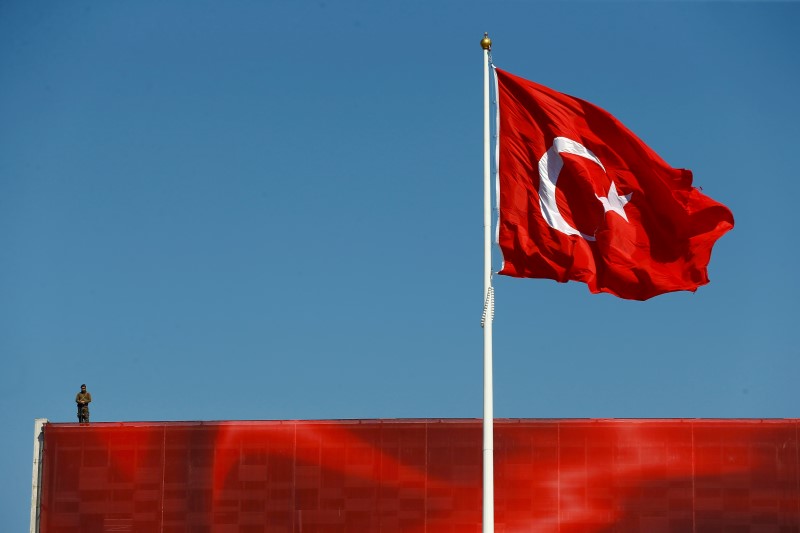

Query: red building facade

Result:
[37,419,800,532]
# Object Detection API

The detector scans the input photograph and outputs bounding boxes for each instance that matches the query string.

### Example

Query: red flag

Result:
[495,68,734,300]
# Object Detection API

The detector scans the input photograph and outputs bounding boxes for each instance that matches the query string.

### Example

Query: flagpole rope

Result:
[481,286,495,328]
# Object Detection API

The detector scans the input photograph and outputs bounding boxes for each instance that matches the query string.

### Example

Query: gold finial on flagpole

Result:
[480,32,492,50]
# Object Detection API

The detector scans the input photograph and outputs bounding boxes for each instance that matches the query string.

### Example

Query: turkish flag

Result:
[495,68,734,300]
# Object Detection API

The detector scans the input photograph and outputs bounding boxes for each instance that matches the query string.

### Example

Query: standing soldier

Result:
[76,384,92,423]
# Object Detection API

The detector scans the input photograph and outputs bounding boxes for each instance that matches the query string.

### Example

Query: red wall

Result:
[38,419,800,532]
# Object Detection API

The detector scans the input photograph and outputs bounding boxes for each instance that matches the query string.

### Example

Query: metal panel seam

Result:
[557,421,561,533]
[160,424,166,533]
[691,420,696,533]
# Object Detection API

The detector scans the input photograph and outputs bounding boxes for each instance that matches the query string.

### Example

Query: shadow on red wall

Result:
[38,419,800,533]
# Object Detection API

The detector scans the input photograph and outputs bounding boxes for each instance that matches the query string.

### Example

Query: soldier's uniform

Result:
[76,388,92,423]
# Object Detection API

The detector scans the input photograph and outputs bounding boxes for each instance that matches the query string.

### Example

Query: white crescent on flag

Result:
[537,137,631,241]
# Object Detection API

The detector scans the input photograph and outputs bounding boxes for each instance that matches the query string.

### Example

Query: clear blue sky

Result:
[2,1,798,530]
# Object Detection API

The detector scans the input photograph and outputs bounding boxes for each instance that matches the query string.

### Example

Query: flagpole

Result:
[480,32,494,533]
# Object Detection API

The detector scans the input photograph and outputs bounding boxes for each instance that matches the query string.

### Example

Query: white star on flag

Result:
[596,181,632,222]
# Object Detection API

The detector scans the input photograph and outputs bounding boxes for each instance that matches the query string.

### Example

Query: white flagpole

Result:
[480,32,494,533]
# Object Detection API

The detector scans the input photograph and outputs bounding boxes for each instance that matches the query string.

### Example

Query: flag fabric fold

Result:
[495,67,734,300]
